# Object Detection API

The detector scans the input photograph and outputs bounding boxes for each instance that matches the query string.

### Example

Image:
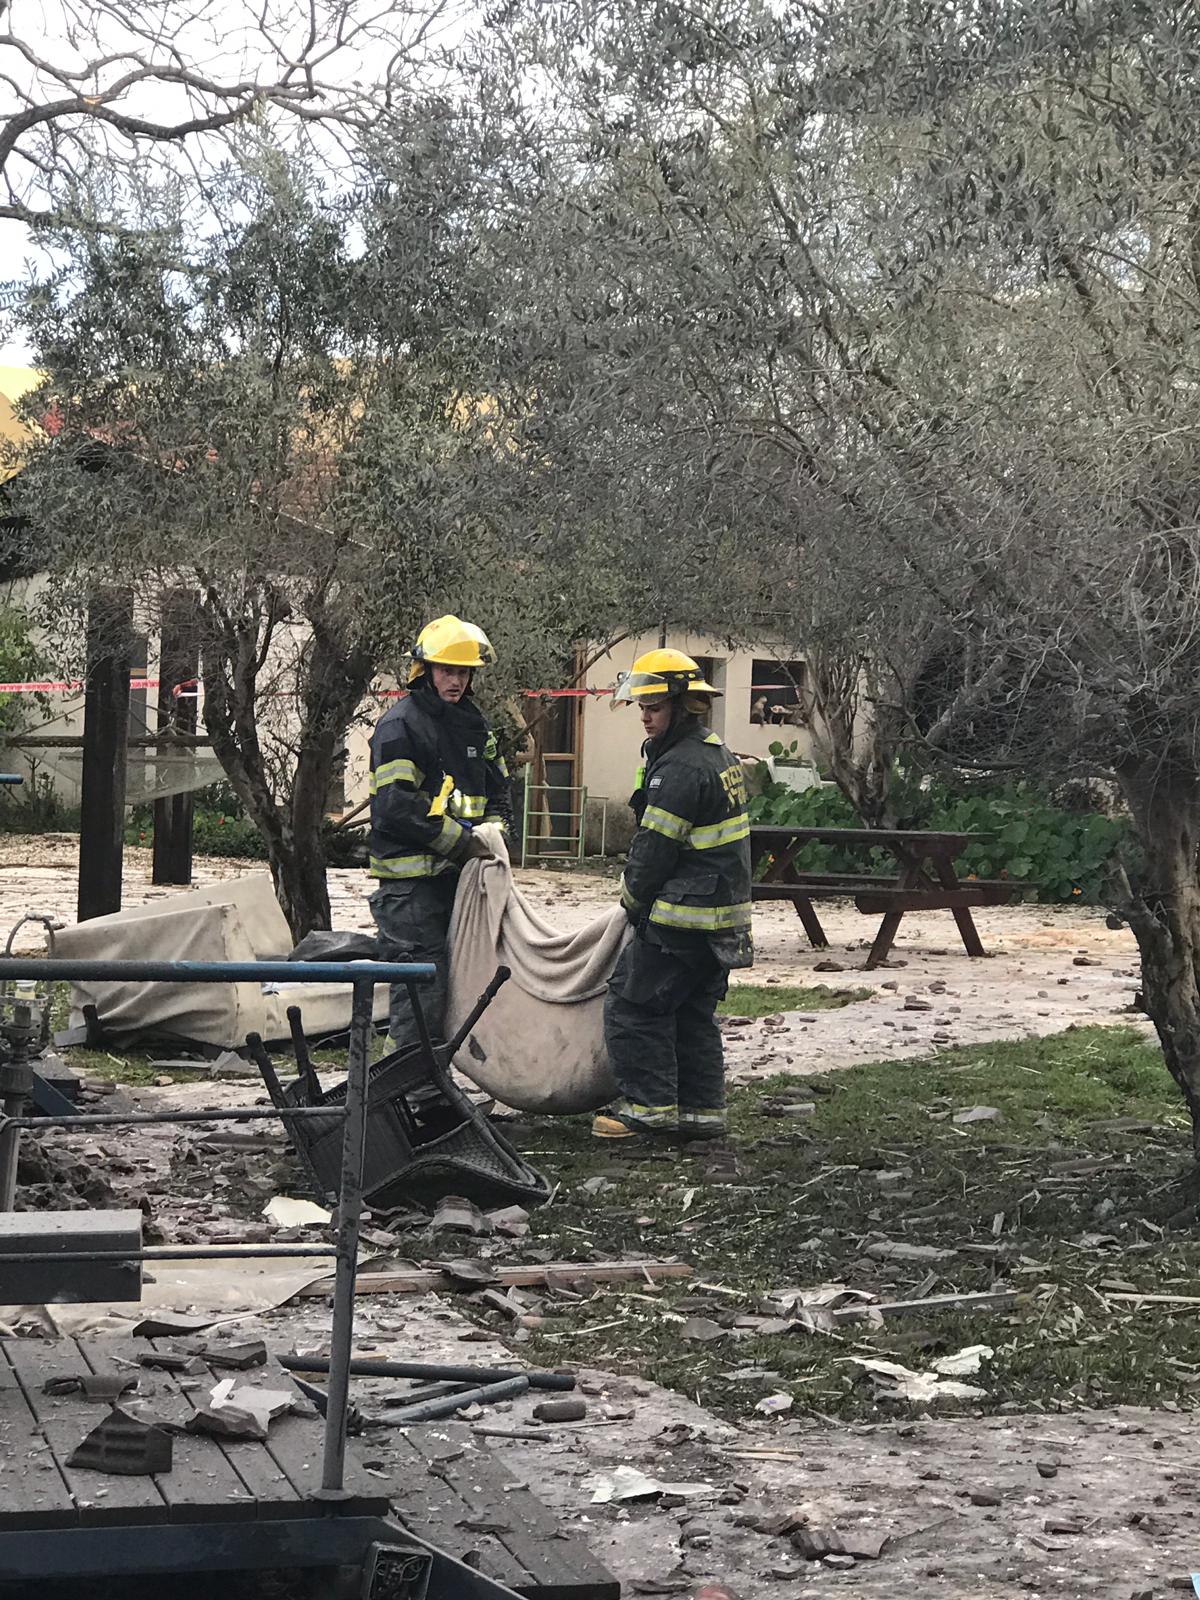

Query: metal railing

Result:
[520,782,609,865]
[0,955,435,1500]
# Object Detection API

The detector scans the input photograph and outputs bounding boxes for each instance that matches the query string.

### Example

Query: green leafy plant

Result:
[749,779,1127,903]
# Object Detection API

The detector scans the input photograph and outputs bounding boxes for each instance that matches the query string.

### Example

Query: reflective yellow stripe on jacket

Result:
[370,758,423,795]
[641,804,691,843]
[369,852,455,879]
[641,803,748,850]
[650,898,753,931]
[689,814,750,849]
[450,793,488,820]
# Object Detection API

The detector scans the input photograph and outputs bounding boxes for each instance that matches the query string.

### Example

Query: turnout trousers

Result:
[368,876,457,1050]
[602,929,729,1135]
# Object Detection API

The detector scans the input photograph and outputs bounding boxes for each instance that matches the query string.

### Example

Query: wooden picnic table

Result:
[750,825,1021,969]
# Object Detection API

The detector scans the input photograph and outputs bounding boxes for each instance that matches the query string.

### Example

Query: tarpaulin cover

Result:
[445,826,625,1113]
[53,875,389,1048]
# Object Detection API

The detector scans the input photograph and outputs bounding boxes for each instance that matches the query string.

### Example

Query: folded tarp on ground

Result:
[445,826,625,1114]
[53,875,389,1049]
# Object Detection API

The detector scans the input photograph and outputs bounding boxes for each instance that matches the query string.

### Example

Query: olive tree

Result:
[494,0,1200,1148]
[6,123,612,936]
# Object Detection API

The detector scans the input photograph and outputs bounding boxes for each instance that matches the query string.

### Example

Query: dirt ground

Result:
[0,833,1150,1080]
[0,836,1185,1600]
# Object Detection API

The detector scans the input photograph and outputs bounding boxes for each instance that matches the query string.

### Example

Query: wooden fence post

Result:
[152,590,200,886]
[77,588,133,921]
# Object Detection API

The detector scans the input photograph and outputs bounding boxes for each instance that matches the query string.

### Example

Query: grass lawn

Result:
[718,983,871,1016]
[488,1025,1200,1423]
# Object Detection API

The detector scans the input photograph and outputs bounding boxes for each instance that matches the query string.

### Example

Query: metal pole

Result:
[319,978,373,1496]
[279,1353,575,1391]
[366,1375,530,1425]
[0,1000,37,1211]
[0,1244,338,1264]
[3,1105,344,1131]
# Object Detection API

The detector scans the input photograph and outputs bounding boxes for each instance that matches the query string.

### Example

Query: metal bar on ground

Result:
[279,1354,575,1392]
[320,978,374,1497]
[366,1375,530,1425]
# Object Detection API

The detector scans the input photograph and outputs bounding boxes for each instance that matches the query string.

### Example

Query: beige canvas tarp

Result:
[445,827,625,1114]
[53,875,389,1048]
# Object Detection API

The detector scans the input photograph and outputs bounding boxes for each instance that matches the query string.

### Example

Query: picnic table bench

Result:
[750,825,1022,969]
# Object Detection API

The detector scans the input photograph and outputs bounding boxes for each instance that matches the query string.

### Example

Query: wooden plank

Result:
[138,1338,296,1519]
[210,1345,389,1518]
[406,1424,619,1600]
[854,887,1016,912]
[387,1428,531,1592]
[297,1260,692,1299]
[84,1340,261,1525]
[831,1290,1020,1323]
[0,1340,78,1528]
[749,825,977,849]
[6,1337,169,1527]
[756,873,902,889]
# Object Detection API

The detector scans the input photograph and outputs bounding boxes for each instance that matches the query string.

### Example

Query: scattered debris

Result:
[1036,1461,1058,1479]
[863,1241,957,1264]
[434,1258,499,1288]
[45,1372,136,1401]
[1044,1516,1087,1536]
[952,1105,1003,1124]
[590,1466,716,1504]
[931,1345,993,1377]
[69,1406,173,1475]
[298,1258,692,1297]
[681,1316,726,1343]
[200,1340,268,1371]
[851,1357,987,1403]
[791,1528,888,1562]
[532,1398,587,1423]
[137,1350,207,1377]
[432,1195,492,1235]
[754,1392,794,1416]
[187,1382,298,1441]
[487,1204,531,1238]
[263,1196,330,1227]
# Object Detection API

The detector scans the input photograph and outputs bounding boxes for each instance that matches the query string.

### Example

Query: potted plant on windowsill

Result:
[767,739,823,792]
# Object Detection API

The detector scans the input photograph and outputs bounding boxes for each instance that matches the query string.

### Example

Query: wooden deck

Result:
[392,1421,618,1600]
[0,1335,389,1527]
[0,1337,617,1599]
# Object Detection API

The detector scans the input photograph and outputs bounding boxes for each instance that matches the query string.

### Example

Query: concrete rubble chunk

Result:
[432,1195,492,1235]
[68,1405,173,1476]
[199,1340,268,1370]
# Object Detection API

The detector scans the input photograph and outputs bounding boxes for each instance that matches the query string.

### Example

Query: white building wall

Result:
[580,631,819,806]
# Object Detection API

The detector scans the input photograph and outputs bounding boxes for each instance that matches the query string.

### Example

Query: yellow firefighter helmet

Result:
[408,615,497,683]
[610,647,721,708]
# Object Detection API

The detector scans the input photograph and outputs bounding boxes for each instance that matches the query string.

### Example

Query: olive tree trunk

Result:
[1117,759,1200,1158]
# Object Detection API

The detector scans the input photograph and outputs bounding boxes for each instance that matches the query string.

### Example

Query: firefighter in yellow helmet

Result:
[593,648,753,1143]
[368,616,512,1048]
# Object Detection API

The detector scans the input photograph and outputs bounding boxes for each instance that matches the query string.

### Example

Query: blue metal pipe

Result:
[0,958,436,984]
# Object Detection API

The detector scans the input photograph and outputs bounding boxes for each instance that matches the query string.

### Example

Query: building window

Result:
[691,656,725,734]
[750,659,807,726]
